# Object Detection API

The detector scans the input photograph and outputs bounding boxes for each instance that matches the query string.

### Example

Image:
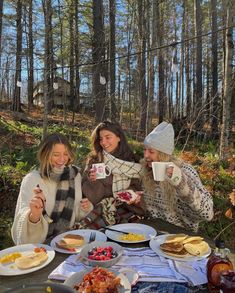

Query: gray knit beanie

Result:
[144,122,174,155]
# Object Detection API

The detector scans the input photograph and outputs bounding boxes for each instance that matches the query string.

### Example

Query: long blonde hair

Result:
[141,151,183,207]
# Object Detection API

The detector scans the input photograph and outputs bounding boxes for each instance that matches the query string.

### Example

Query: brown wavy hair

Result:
[37,133,75,178]
[88,121,136,164]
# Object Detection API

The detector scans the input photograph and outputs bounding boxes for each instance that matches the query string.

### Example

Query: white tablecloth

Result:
[48,247,208,286]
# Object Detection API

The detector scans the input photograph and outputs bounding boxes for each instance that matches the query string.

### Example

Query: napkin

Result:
[48,247,208,286]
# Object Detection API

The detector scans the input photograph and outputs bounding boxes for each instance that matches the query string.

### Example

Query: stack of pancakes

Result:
[160,233,209,258]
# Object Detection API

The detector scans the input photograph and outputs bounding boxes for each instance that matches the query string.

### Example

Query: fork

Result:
[88,232,96,243]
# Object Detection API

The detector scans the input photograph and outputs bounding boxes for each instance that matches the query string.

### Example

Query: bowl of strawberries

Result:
[79,241,123,268]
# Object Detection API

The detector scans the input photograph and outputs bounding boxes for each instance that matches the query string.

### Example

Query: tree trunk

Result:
[27,0,34,111]
[69,3,75,111]
[194,0,203,128]
[74,0,80,112]
[156,0,165,123]
[92,0,107,123]
[109,0,116,121]
[137,0,147,132]
[148,0,157,131]
[0,0,4,68]
[12,0,22,112]
[211,0,219,137]
[219,0,234,159]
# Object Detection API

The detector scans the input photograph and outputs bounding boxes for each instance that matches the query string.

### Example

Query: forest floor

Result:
[0,103,235,249]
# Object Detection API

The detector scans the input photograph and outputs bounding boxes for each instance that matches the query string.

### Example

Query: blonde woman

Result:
[11,133,93,245]
[141,122,214,232]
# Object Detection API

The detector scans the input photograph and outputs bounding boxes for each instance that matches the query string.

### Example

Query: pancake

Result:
[56,234,84,250]
[164,248,189,258]
[15,251,48,269]
[160,242,184,253]
[164,234,188,243]
[184,241,209,256]
[182,236,204,244]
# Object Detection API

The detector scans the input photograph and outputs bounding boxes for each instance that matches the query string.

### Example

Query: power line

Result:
[0,24,234,72]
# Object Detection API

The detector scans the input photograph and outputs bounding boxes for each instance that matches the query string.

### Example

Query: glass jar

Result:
[207,239,233,293]
[219,270,235,293]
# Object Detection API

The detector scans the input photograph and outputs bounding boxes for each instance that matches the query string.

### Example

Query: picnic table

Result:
[1,218,234,292]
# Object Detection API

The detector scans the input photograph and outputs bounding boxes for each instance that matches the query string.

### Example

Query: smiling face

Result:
[99,129,120,154]
[50,143,70,169]
[143,146,160,168]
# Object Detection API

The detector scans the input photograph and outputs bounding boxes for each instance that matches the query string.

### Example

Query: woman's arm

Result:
[168,163,214,222]
[82,172,113,205]
[11,172,49,245]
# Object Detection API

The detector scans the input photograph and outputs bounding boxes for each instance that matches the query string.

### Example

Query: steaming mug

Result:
[152,162,173,181]
[92,163,111,179]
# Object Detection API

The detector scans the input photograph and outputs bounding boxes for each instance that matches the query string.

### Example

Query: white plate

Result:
[105,223,157,243]
[64,268,131,293]
[114,190,138,203]
[0,243,55,276]
[149,234,211,262]
[50,229,107,254]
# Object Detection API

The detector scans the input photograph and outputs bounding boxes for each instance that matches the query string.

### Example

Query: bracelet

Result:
[29,213,40,224]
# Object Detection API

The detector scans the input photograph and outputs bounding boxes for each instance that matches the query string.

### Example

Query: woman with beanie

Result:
[141,121,214,232]
[75,121,146,229]
[11,133,93,245]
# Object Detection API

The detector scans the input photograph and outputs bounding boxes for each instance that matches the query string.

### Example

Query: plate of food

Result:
[105,223,157,244]
[149,233,211,262]
[50,229,107,254]
[114,190,138,203]
[64,267,131,293]
[0,243,55,276]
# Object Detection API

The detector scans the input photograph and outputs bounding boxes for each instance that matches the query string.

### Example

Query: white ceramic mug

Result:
[152,162,173,181]
[92,163,111,179]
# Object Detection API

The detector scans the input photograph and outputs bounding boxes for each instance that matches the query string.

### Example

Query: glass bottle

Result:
[207,239,234,293]
[220,270,235,293]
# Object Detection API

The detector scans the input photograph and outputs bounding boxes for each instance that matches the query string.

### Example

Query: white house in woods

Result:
[33,77,70,106]
[33,77,92,109]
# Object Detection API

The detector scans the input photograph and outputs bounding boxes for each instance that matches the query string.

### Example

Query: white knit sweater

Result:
[11,169,92,245]
[143,163,214,232]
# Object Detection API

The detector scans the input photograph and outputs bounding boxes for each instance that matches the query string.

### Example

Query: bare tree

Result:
[42,0,54,136]
[137,0,147,131]
[12,0,22,112]
[219,0,234,159]
[109,0,116,120]
[156,0,165,123]
[0,0,4,66]
[27,0,34,110]
[211,0,219,137]
[92,0,107,122]
[194,0,203,128]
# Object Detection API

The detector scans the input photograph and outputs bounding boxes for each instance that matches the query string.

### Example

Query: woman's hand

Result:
[28,185,46,223]
[166,165,174,178]
[128,191,142,205]
[88,168,97,182]
[80,198,92,212]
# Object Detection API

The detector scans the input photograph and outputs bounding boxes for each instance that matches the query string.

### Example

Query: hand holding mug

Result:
[152,162,174,181]
[92,163,111,179]
[88,168,97,182]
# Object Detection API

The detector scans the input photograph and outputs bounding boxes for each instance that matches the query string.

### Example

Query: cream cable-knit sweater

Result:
[143,163,214,232]
[11,169,93,245]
